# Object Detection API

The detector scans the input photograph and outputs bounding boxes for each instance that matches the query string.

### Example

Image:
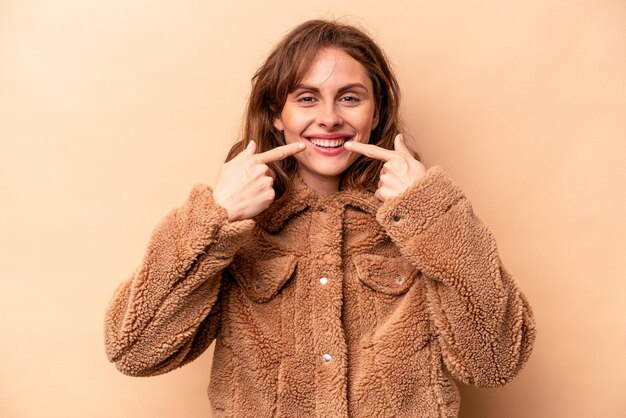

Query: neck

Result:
[296,166,340,195]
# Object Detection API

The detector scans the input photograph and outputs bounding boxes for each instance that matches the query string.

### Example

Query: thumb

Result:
[394,134,411,156]
[246,139,257,155]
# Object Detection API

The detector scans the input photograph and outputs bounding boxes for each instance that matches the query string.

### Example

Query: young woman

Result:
[104,19,536,417]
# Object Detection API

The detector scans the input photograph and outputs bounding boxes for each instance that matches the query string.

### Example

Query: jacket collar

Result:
[254,171,382,233]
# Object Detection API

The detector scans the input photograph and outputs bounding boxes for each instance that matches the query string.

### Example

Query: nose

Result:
[316,101,343,128]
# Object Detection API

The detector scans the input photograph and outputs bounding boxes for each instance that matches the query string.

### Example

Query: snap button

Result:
[395,276,404,284]
[254,280,262,290]
[393,214,401,222]
[322,353,332,363]
[320,277,328,285]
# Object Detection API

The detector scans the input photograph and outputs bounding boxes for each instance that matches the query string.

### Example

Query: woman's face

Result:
[273,47,379,194]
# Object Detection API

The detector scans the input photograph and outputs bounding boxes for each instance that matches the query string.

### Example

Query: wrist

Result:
[212,193,234,222]
[221,204,238,223]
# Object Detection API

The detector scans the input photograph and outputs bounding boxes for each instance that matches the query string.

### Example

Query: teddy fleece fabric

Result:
[104,165,536,417]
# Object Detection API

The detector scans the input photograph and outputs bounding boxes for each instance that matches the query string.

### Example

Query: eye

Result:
[339,95,361,104]
[296,95,317,104]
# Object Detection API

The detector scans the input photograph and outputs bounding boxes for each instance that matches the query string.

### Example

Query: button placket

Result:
[309,200,348,412]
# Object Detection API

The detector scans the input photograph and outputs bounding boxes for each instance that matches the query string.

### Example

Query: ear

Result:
[273,117,284,132]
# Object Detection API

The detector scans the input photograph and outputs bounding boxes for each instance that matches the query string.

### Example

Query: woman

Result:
[104,19,536,417]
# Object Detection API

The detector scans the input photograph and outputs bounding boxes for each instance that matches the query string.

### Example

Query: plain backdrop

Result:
[1,1,625,417]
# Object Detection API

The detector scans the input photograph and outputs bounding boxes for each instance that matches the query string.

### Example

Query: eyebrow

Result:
[292,82,369,94]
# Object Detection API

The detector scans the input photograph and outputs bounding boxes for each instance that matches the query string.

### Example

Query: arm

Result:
[376,166,536,387]
[104,184,255,377]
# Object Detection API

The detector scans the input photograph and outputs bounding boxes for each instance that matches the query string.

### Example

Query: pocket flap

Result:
[228,254,297,303]
[353,254,419,295]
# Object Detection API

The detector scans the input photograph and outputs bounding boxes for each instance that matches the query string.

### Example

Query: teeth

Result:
[309,138,347,148]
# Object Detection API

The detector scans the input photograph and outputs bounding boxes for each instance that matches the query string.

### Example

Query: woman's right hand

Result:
[212,140,305,222]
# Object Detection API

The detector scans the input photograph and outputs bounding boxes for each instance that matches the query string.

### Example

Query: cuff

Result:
[375,165,465,242]
[187,184,256,254]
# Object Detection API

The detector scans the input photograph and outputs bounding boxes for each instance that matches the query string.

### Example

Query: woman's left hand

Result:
[344,134,427,202]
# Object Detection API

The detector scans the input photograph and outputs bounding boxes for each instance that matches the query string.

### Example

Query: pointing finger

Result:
[343,140,395,162]
[256,142,306,164]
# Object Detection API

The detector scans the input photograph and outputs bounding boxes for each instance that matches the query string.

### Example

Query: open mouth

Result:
[305,136,353,149]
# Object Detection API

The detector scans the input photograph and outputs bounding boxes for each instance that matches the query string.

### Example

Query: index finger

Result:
[344,141,395,162]
[256,142,306,164]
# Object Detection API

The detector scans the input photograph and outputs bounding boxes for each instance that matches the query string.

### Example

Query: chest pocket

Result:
[353,253,419,295]
[228,253,297,303]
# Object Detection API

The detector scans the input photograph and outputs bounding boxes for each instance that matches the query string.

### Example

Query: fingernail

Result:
[247,140,254,149]
[298,142,305,149]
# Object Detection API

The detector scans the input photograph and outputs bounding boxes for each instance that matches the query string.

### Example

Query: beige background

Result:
[1,0,625,417]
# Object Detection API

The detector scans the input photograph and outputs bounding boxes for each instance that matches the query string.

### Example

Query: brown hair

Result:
[225,19,416,200]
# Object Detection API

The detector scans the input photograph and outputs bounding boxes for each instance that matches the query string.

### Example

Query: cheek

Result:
[282,109,313,133]
[354,117,376,140]
[348,107,376,129]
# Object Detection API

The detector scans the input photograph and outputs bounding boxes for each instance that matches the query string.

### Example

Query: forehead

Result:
[300,47,372,89]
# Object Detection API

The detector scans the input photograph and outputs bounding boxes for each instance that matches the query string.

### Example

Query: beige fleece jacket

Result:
[104,165,536,417]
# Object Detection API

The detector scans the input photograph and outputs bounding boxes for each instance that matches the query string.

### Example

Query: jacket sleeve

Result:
[104,184,255,377]
[376,165,536,387]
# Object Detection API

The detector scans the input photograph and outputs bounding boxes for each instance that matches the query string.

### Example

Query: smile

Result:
[304,135,353,149]
[309,138,346,148]
[301,135,355,157]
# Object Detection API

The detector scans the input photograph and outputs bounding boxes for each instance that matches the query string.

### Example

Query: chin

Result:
[311,163,350,177]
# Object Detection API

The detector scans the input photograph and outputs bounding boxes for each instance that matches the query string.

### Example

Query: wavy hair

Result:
[225,19,417,201]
